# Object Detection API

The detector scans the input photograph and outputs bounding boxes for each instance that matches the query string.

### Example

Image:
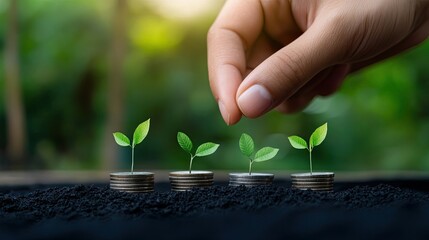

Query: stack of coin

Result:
[291,172,334,192]
[169,171,213,191]
[229,173,274,187]
[110,172,154,193]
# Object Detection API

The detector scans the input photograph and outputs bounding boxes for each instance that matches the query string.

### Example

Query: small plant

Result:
[288,123,328,175]
[239,133,279,175]
[177,132,220,173]
[113,119,150,174]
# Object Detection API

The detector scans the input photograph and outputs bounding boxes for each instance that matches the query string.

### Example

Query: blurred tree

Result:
[4,0,26,166]
[102,0,127,169]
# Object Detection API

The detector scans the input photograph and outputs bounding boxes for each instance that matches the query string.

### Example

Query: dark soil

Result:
[1,181,429,240]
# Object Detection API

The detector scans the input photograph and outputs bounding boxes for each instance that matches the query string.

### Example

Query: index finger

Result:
[207,0,263,125]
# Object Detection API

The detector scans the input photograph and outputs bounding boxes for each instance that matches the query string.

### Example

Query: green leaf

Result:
[177,132,193,153]
[254,147,279,162]
[113,132,130,147]
[239,133,254,157]
[309,123,328,148]
[132,119,150,147]
[195,142,220,157]
[288,136,308,149]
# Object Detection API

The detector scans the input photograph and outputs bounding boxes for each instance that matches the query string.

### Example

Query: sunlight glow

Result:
[144,0,223,21]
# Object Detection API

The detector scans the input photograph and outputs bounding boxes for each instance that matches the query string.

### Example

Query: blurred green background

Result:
[1,0,428,173]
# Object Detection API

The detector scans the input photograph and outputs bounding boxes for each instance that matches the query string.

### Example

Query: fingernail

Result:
[238,84,272,118]
[218,100,230,125]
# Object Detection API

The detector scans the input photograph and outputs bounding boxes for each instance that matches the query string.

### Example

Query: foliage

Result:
[113,119,150,173]
[177,132,219,173]
[239,133,279,175]
[288,123,327,174]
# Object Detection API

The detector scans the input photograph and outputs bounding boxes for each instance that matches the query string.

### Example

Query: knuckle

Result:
[273,50,307,90]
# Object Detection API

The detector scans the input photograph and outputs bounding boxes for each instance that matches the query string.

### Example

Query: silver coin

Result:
[229,181,272,185]
[111,187,153,191]
[169,178,213,182]
[111,188,154,192]
[291,172,334,178]
[110,184,154,189]
[171,185,211,191]
[169,177,213,181]
[291,172,334,192]
[229,173,274,178]
[229,175,274,179]
[110,183,154,187]
[169,171,214,191]
[169,183,212,187]
[110,177,155,182]
[229,183,272,187]
[110,179,154,183]
[229,177,273,182]
[110,177,154,181]
[230,179,273,183]
[170,182,213,186]
[291,178,334,182]
[169,171,213,177]
[110,182,154,186]
[110,175,154,179]
[110,180,154,184]
[229,173,273,185]
[169,179,213,183]
[110,188,155,191]
[110,172,154,178]
[110,172,155,193]
[171,183,212,187]
[110,178,154,182]
[291,178,334,183]
[230,182,273,186]
[111,189,154,193]
[230,181,273,185]
[229,179,273,183]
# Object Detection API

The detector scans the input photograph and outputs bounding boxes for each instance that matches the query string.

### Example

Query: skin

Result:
[207,0,429,125]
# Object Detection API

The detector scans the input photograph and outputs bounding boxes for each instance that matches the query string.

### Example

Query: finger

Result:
[207,0,263,125]
[276,64,350,113]
[276,93,317,114]
[246,32,281,72]
[317,64,350,96]
[236,19,343,118]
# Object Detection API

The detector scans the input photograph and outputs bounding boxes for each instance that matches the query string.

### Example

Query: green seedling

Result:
[113,119,150,174]
[288,122,328,175]
[239,133,279,175]
[177,132,220,174]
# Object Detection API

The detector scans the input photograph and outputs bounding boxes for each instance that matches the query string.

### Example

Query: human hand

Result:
[207,0,429,125]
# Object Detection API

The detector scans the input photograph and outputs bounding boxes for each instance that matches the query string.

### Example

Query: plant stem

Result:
[189,155,194,174]
[131,146,135,174]
[249,160,253,175]
[309,149,313,175]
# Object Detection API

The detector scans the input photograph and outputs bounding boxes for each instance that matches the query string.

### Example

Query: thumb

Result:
[236,21,343,118]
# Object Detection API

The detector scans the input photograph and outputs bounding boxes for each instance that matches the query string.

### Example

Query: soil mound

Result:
[0,184,428,239]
